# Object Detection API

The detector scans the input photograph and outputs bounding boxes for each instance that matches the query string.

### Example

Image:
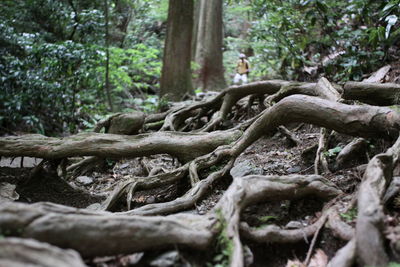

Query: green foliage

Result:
[340,207,357,222]
[97,44,161,96]
[323,146,342,157]
[0,0,165,135]
[225,0,400,82]
[256,215,279,228]
[207,209,234,267]
[258,215,279,223]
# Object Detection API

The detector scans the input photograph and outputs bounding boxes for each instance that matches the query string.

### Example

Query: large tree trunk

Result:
[160,0,194,101]
[194,0,226,91]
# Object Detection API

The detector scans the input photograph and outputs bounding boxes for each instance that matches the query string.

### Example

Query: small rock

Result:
[149,251,179,267]
[287,166,301,173]
[145,196,156,204]
[108,112,145,135]
[119,163,129,169]
[76,176,94,185]
[0,183,19,202]
[230,160,263,178]
[285,221,303,229]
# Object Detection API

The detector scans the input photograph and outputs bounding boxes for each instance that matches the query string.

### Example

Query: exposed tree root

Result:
[0,174,341,266]
[161,80,288,131]
[329,136,400,267]
[0,237,86,267]
[108,92,396,215]
[314,128,331,174]
[122,147,235,216]
[335,138,367,170]
[230,95,400,157]
[265,77,341,104]
[278,126,300,147]
[213,174,341,267]
[327,206,354,241]
[0,202,215,257]
[0,130,242,163]
[328,239,356,267]
[3,78,400,266]
[344,81,400,106]
[102,163,190,211]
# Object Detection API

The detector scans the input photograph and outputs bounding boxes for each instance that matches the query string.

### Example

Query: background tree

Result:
[194,0,227,91]
[160,0,194,101]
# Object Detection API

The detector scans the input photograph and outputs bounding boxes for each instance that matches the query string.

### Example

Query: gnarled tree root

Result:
[92,94,400,214]
[0,130,242,163]
[0,202,215,258]
[102,163,190,211]
[265,77,341,104]
[0,174,341,266]
[0,237,87,267]
[335,138,367,170]
[328,136,400,267]
[344,81,400,106]
[161,80,289,132]
[213,174,341,267]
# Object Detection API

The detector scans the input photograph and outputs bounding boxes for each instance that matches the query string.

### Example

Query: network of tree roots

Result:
[2,78,400,267]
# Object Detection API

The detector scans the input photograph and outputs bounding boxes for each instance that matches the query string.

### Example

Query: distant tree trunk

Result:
[104,0,114,111]
[114,0,132,48]
[194,0,226,91]
[160,0,194,101]
[191,0,200,60]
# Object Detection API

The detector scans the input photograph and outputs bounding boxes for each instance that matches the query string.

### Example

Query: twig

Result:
[304,212,328,266]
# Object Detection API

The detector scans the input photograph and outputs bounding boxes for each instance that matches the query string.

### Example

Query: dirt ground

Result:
[2,119,389,266]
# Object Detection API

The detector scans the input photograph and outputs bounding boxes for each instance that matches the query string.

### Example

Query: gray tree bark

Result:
[194,0,226,91]
[160,0,194,101]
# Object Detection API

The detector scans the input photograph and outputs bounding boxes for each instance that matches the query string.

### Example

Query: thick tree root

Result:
[213,174,341,267]
[161,80,288,131]
[54,95,400,215]
[0,202,215,257]
[3,78,400,266]
[329,136,400,266]
[230,95,400,157]
[328,239,356,267]
[327,206,354,241]
[344,81,400,106]
[265,77,341,104]
[0,130,242,163]
[0,237,87,267]
[0,174,341,266]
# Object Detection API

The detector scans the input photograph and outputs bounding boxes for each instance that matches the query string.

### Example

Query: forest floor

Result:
[0,119,393,266]
[2,66,400,267]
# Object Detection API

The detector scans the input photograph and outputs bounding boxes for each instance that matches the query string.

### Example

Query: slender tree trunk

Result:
[194,0,226,91]
[160,0,194,101]
[104,0,113,111]
[114,0,132,48]
[191,0,200,60]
